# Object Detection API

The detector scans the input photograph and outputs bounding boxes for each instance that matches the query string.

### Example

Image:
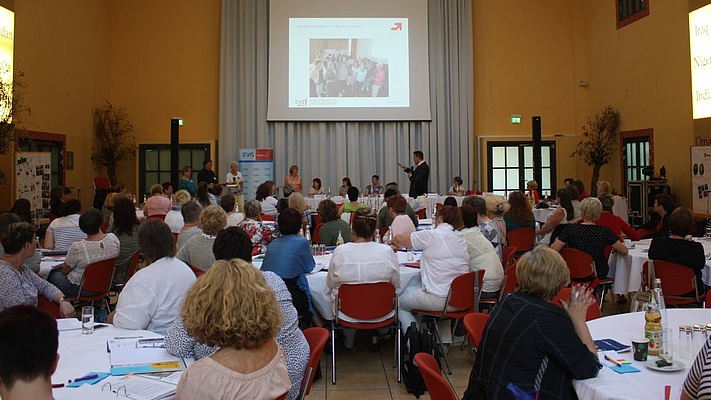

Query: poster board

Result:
[691,146,711,217]
[15,152,51,223]
[239,149,274,201]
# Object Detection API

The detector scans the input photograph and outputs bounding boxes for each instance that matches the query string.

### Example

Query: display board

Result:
[15,152,51,223]
[239,149,274,201]
[691,146,711,216]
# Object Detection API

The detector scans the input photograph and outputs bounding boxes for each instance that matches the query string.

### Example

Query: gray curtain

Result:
[220,0,473,198]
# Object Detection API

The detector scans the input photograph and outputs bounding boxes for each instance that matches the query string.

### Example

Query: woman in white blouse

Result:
[327,208,400,349]
[393,205,470,329]
[256,182,278,216]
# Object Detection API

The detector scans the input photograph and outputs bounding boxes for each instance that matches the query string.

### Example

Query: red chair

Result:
[500,262,518,298]
[413,353,458,400]
[642,260,701,306]
[552,288,602,321]
[415,208,426,219]
[559,248,599,290]
[74,257,117,310]
[100,224,109,233]
[506,228,535,256]
[127,250,142,279]
[172,232,179,249]
[261,213,276,222]
[37,296,61,319]
[313,224,323,244]
[331,282,401,384]
[189,265,205,278]
[300,327,329,399]
[706,289,711,308]
[501,246,517,270]
[413,271,482,374]
[379,227,389,239]
[463,312,490,358]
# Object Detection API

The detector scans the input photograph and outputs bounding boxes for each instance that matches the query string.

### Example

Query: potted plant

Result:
[0,69,31,186]
[91,101,136,185]
[571,105,621,196]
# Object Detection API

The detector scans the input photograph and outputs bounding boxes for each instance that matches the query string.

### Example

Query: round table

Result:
[573,308,711,400]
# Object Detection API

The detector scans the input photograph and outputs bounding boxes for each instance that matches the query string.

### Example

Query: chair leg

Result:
[331,322,337,384]
[430,319,452,375]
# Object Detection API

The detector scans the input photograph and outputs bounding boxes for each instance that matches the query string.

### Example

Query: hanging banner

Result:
[239,149,274,201]
[691,146,711,217]
[15,151,51,224]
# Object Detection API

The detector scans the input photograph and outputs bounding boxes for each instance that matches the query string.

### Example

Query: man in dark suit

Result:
[197,159,218,193]
[398,151,430,198]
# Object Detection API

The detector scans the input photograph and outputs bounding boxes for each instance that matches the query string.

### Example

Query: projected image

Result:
[309,39,389,98]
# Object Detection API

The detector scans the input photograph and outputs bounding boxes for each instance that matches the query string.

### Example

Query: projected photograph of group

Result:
[288,17,409,109]
[309,39,389,98]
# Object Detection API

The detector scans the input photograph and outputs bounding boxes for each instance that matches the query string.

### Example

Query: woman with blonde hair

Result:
[596,180,611,196]
[176,259,291,400]
[484,195,508,244]
[176,205,227,272]
[288,192,312,224]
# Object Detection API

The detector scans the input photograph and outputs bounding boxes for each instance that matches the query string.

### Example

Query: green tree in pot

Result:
[91,102,136,185]
[0,70,31,186]
[571,105,621,197]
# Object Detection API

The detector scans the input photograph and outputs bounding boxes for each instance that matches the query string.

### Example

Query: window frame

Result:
[616,0,650,30]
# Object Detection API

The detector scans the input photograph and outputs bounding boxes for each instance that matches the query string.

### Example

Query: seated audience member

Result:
[276,185,295,214]
[101,192,119,226]
[563,177,575,186]
[0,222,74,317]
[597,193,640,241]
[174,259,291,400]
[109,197,141,285]
[317,199,352,245]
[551,197,628,279]
[166,227,309,400]
[443,196,458,207]
[327,208,400,349]
[526,180,540,204]
[165,189,191,233]
[384,181,399,193]
[237,200,277,255]
[637,193,675,239]
[44,199,85,251]
[179,165,197,197]
[261,209,315,320]
[48,209,120,297]
[288,192,312,223]
[573,180,590,201]
[0,305,60,400]
[9,199,31,223]
[648,207,705,295]
[537,188,576,245]
[460,205,504,298]
[365,175,384,196]
[565,184,582,221]
[338,177,352,197]
[463,196,503,261]
[195,182,215,208]
[463,247,601,399]
[176,201,203,250]
[177,205,227,272]
[377,188,419,230]
[682,333,711,399]
[50,185,71,218]
[256,181,278,216]
[449,176,465,196]
[340,186,366,215]
[385,194,416,240]
[393,205,469,328]
[143,183,172,217]
[162,181,173,199]
[221,194,245,227]
[484,194,508,246]
[596,180,611,196]
[308,178,325,197]
[0,213,41,273]
[108,220,196,335]
[503,191,536,231]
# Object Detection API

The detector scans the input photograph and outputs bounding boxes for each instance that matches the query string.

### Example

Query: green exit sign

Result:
[510,114,521,124]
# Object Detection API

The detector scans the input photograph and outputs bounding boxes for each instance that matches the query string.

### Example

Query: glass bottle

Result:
[374,229,381,243]
[645,290,662,356]
[336,230,344,246]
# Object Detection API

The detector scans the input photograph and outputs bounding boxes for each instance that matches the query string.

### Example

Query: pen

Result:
[604,354,623,367]
[52,383,64,388]
[71,374,99,383]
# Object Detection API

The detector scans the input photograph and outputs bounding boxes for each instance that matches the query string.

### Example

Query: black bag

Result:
[402,322,441,397]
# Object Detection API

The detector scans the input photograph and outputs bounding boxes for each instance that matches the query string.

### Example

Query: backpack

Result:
[402,322,441,397]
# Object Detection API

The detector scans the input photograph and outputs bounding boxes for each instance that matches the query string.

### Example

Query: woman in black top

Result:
[648,207,705,295]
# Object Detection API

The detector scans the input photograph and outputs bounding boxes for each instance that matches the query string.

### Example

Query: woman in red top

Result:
[596,194,639,241]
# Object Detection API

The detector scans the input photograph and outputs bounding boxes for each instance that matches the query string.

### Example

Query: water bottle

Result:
[654,278,668,328]
[374,229,381,243]
[336,230,344,246]
[387,229,393,244]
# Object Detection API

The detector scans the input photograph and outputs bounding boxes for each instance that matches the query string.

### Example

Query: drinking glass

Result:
[82,306,94,335]
[660,328,673,362]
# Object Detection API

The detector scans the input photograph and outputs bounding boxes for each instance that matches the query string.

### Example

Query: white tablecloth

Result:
[40,256,64,279]
[533,207,557,224]
[608,238,711,294]
[52,325,186,400]
[573,309,711,400]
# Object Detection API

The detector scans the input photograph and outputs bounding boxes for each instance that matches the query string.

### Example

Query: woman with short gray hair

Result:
[237,200,276,255]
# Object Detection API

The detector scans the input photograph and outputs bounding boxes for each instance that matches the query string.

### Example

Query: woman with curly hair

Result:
[503,191,536,232]
[176,259,291,400]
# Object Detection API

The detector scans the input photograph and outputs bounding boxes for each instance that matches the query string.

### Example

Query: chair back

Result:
[37,296,61,319]
[300,327,329,399]
[127,250,142,279]
[413,353,457,400]
[502,245,517,269]
[415,208,426,219]
[447,271,480,313]
[189,265,205,278]
[78,257,117,300]
[146,214,166,221]
[463,313,489,349]
[706,289,711,308]
[560,247,597,282]
[501,262,518,297]
[552,287,601,321]
[379,227,389,239]
[506,228,535,254]
[261,213,276,221]
[646,260,700,304]
[313,224,323,244]
[337,282,396,323]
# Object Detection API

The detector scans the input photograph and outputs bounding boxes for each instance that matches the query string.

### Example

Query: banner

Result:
[239,149,274,201]
[691,146,711,216]
[16,152,51,223]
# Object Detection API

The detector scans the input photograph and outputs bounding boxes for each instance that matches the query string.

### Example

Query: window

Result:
[616,0,649,29]
[487,141,556,198]
[138,144,210,200]
[620,129,653,192]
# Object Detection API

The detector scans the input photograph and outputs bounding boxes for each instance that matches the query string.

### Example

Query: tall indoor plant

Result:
[0,69,31,185]
[571,105,621,196]
[91,101,136,185]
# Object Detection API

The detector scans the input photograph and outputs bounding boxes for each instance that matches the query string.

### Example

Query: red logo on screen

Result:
[255,149,273,161]
[391,22,402,31]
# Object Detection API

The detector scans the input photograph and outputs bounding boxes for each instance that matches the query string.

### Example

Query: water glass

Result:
[82,306,94,335]
[679,325,693,358]
[407,247,415,261]
[660,328,673,362]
